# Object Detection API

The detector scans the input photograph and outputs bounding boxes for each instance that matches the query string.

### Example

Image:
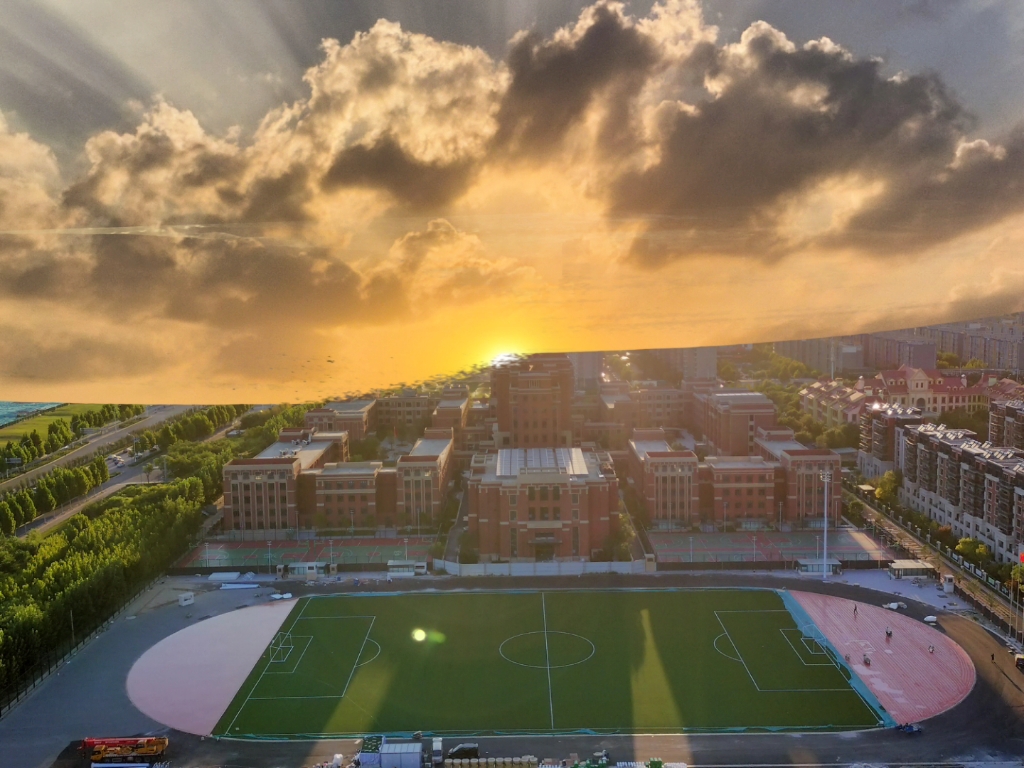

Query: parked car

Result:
[447,744,479,759]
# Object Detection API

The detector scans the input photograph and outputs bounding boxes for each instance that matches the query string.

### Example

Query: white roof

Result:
[409,438,451,457]
[496,448,590,478]
[255,440,335,469]
[630,439,673,460]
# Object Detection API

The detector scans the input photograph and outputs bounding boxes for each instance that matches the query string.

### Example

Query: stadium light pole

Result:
[821,470,832,581]
[689,536,693,563]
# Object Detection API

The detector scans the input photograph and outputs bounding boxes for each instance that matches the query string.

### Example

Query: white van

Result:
[432,738,443,766]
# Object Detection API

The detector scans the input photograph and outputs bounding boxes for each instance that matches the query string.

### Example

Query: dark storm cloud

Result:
[0,323,162,382]
[491,3,658,158]
[322,136,475,211]
[613,23,1001,265]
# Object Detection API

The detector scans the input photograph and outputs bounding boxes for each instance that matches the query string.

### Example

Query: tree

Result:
[0,501,15,536]
[718,361,739,382]
[458,530,479,564]
[955,537,991,567]
[875,470,902,505]
[963,358,986,369]
[143,462,155,483]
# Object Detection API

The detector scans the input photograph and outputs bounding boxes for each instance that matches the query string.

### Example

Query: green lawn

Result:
[0,404,102,441]
[214,589,887,739]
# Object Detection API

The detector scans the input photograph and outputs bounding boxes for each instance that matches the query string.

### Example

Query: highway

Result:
[0,405,193,494]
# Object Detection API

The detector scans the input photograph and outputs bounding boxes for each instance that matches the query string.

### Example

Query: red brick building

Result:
[305,399,377,441]
[395,428,454,528]
[492,354,575,448]
[222,428,349,532]
[697,389,777,456]
[627,428,699,528]
[755,428,842,526]
[466,447,618,561]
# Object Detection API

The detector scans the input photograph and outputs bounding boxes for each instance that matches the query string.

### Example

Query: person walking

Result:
[992,653,996,663]
[853,605,858,618]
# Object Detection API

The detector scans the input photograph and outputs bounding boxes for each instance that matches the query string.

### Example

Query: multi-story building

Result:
[857,403,926,477]
[492,354,575,448]
[632,385,684,429]
[989,400,1024,450]
[696,389,777,456]
[755,428,842,527]
[305,399,377,441]
[912,314,1024,371]
[222,428,349,533]
[864,366,988,415]
[308,461,387,530]
[466,447,618,561]
[651,347,718,380]
[799,380,878,427]
[567,352,603,391]
[376,390,437,431]
[868,333,937,370]
[627,428,700,529]
[703,456,777,528]
[775,336,867,375]
[900,423,1024,563]
[395,428,454,528]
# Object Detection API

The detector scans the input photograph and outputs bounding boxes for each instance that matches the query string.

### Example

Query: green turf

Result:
[214,589,884,738]
[0,404,102,441]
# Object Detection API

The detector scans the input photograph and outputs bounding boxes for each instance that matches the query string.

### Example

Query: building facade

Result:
[696,389,777,456]
[857,403,926,477]
[900,423,1024,564]
[466,447,618,561]
[305,400,377,441]
[627,428,700,529]
[492,354,575,448]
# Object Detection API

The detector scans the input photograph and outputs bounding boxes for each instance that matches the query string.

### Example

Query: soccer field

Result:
[214,589,888,738]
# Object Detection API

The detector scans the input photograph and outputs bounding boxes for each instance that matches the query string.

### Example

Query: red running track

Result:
[792,591,975,724]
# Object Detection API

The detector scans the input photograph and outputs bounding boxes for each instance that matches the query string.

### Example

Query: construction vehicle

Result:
[79,736,168,763]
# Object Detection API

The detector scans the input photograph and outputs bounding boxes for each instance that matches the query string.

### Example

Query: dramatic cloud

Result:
[2,1,1024,401]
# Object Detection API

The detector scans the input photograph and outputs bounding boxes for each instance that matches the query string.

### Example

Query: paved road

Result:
[847,485,1021,638]
[15,460,159,538]
[0,405,193,494]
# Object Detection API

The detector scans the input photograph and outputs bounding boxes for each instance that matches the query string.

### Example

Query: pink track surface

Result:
[126,600,294,735]
[792,591,975,723]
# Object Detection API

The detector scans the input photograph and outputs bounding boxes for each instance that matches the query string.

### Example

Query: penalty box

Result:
[715,610,852,692]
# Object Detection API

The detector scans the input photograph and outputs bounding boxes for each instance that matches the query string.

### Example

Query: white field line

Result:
[224,597,308,733]
[541,593,555,729]
[342,616,376,698]
[266,636,313,675]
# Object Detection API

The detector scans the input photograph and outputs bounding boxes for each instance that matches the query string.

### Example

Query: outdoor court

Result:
[178,537,434,569]
[648,529,889,564]
[212,588,891,738]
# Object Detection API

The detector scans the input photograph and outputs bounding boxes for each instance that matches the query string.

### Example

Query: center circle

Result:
[499,631,595,669]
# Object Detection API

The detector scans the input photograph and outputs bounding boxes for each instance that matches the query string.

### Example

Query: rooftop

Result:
[255,439,337,469]
[407,437,452,458]
[324,399,376,414]
[481,447,604,481]
[320,461,383,475]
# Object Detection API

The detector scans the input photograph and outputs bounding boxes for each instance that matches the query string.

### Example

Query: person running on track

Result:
[853,605,858,617]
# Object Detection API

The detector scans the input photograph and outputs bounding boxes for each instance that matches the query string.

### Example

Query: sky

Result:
[1,0,1024,403]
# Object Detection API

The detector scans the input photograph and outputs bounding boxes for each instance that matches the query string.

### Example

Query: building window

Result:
[528,487,536,501]
[509,494,517,506]
[572,508,579,520]
[540,487,549,501]
[553,508,561,520]
[541,507,549,520]
[553,486,560,501]
[572,493,579,504]
[510,509,517,522]
[529,508,536,521]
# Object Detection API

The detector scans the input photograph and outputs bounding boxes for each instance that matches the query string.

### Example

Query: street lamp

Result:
[689,536,694,564]
[404,537,409,560]
[820,470,832,581]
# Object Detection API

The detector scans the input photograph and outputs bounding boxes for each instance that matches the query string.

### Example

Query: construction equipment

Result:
[79,736,168,763]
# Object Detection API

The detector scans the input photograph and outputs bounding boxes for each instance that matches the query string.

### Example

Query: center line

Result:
[541,592,554,729]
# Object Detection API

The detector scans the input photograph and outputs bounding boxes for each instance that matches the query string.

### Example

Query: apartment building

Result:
[376,389,437,430]
[466,447,618,562]
[651,347,718,380]
[868,333,937,370]
[567,352,603,391]
[799,380,878,427]
[990,400,1024,450]
[775,337,867,375]
[857,403,926,477]
[627,428,700,529]
[900,423,1024,563]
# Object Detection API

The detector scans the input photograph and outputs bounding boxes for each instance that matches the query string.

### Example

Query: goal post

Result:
[270,631,294,663]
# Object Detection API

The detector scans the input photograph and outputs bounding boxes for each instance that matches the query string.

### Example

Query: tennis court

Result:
[649,529,890,564]
[179,537,435,569]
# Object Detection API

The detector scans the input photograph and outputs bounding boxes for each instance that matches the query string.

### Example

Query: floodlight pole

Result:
[689,536,694,563]
[821,470,832,581]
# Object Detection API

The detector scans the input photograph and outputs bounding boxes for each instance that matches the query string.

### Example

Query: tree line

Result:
[0,457,111,536]
[1,405,145,468]
[0,401,316,699]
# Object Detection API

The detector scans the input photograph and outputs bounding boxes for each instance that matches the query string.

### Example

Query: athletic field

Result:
[214,589,888,738]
